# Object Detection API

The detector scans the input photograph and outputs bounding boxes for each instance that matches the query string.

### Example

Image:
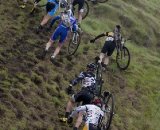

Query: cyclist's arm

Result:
[70,72,85,86]
[70,105,87,117]
[93,32,108,41]
[49,15,61,28]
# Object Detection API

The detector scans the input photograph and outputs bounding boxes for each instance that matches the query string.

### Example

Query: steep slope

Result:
[0,0,160,130]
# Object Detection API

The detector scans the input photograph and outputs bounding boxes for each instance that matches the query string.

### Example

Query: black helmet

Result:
[116,25,121,31]
[87,63,96,71]
[60,0,68,8]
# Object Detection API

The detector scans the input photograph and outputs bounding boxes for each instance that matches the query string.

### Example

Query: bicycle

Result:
[94,57,103,97]
[116,38,130,70]
[67,28,82,56]
[72,0,109,20]
[100,91,114,130]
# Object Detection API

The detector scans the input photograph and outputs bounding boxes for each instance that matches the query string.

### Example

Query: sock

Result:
[65,112,70,118]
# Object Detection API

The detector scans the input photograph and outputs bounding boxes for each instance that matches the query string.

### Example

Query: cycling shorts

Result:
[72,89,94,105]
[83,123,99,130]
[101,41,116,56]
[51,25,68,43]
[73,0,85,12]
[47,2,59,16]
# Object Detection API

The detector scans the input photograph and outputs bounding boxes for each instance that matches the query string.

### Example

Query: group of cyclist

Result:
[19,0,122,129]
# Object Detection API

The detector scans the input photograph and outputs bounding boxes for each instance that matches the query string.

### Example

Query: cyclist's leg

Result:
[45,27,60,51]
[77,0,85,24]
[39,4,58,27]
[100,41,110,65]
[51,27,68,59]
[103,41,116,66]
[74,111,84,129]
[65,96,75,117]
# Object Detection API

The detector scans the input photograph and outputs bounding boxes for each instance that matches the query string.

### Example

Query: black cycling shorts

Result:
[73,0,85,11]
[73,89,93,105]
[101,41,116,56]
[88,123,99,130]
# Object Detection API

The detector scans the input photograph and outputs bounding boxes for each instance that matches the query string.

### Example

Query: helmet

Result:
[92,98,102,107]
[86,63,96,71]
[116,25,121,30]
[60,0,68,8]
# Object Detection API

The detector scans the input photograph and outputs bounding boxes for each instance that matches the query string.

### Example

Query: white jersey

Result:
[70,104,104,125]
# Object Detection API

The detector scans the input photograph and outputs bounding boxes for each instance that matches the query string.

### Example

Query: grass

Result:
[0,0,160,130]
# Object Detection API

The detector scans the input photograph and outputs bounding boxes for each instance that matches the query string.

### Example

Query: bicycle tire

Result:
[82,1,89,20]
[97,0,109,3]
[102,94,114,130]
[67,32,81,56]
[95,63,103,96]
[116,46,130,70]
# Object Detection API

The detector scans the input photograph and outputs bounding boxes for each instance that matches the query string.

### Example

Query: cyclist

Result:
[36,0,68,33]
[70,0,85,25]
[67,98,104,130]
[60,63,97,123]
[90,25,122,70]
[39,7,78,62]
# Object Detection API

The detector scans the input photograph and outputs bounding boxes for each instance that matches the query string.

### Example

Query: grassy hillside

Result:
[0,0,160,130]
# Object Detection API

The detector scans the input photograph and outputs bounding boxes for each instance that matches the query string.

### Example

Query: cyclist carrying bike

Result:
[36,0,68,33]
[39,7,78,62]
[90,25,122,70]
[60,63,97,123]
[67,98,104,130]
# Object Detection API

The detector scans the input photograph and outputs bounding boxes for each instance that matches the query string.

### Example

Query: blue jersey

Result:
[50,12,77,31]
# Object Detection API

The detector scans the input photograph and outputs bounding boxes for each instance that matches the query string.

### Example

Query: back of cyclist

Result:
[60,63,97,122]
[67,98,104,130]
[38,7,78,62]
[90,25,122,70]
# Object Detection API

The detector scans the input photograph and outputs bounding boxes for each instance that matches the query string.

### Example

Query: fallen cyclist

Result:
[67,98,104,130]
[90,25,122,70]
[38,6,78,62]
[60,63,97,123]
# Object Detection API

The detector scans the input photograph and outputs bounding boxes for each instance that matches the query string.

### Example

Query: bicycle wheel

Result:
[97,0,109,3]
[68,32,81,55]
[102,94,114,130]
[95,63,103,96]
[82,1,89,20]
[116,46,130,70]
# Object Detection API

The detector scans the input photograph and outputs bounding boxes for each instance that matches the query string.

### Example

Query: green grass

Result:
[0,0,160,130]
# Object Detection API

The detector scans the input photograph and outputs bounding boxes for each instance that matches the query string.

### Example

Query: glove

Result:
[90,39,95,43]
[67,116,73,124]
[66,84,74,95]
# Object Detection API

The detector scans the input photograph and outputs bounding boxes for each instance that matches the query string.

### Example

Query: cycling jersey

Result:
[70,104,104,126]
[50,12,77,43]
[71,71,96,90]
